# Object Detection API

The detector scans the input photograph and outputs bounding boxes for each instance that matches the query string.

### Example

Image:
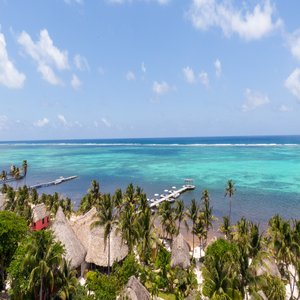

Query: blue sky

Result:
[0,0,300,140]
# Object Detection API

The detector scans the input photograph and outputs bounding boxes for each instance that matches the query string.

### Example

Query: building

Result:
[31,203,50,231]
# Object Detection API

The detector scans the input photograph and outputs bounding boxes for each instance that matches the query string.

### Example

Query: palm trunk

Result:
[192,221,194,259]
[39,276,43,300]
[229,198,232,222]
[107,233,111,276]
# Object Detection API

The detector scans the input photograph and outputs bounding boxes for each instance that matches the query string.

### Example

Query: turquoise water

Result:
[0,136,300,224]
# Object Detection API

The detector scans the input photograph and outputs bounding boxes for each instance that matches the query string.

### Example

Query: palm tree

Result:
[193,214,207,260]
[57,259,78,300]
[91,193,115,275]
[158,200,176,241]
[22,160,28,185]
[174,199,187,234]
[0,170,7,181]
[202,239,242,300]
[201,189,213,245]
[225,180,236,223]
[118,201,139,253]
[219,216,232,240]
[22,230,64,300]
[186,199,199,258]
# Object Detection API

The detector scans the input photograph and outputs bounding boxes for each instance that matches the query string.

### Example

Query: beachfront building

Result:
[70,207,128,271]
[31,203,50,231]
[170,233,191,269]
[52,207,87,275]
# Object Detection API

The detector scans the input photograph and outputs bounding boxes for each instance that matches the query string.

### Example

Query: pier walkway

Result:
[149,184,195,208]
[29,175,78,190]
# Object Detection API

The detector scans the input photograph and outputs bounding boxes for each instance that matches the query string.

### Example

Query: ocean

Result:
[0,135,300,225]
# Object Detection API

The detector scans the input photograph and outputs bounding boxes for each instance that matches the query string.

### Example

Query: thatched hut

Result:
[121,276,150,300]
[52,207,86,270]
[71,207,128,267]
[0,193,5,211]
[170,233,190,269]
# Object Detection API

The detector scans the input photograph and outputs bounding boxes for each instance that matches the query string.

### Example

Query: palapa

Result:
[0,193,5,211]
[121,276,150,300]
[170,233,191,269]
[32,203,49,222]
[52,207,86,269]
[71,207,128,267]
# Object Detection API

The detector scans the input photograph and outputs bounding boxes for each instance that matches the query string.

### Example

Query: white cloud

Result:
[285,68,300,100]
[214,59,222,77]
[74,54,90,71]
[141,62,146,73]
[34,118,49,127]
[187,0,282,41]
[98,67,105,76]
[71,74,81,89]
[101,117,111,128]
[57,114,68,126]
[64,0,84,4]
[199,71,209,87]
[17,29,69,85]
[287,30,300,61]
[0,33,26,89]
[126,71,136,81]
[0,115,9,130]
[182,66,196,84]
[37,63,62,85]
[242,88,270,111]
[279,105,292,112]
[107,0,170,5]
[153,81,172,95]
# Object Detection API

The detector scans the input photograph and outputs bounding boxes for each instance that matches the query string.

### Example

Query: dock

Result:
[149,183,195,208]
[29,175,78,190]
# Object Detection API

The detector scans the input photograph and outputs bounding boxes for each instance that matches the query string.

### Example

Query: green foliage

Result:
[202,239,242,299]
[86,271,119,300]
[8,230,76,300]
[111,254,140,287]
[0,211,27,290]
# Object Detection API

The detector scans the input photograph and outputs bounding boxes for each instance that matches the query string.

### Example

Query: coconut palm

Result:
[174,199,188,234]
[225,180,236,223]
[22,230,65,300]
[57,259,78,300]
[201,189,213,245]
[0,170,7,181]
[91,193,115,275]
[118,201,139,253]
[158,200,176,241]
[186,199,199,257]
[193,214,207,259]
[219,216,232,240]
[202,239,242,299]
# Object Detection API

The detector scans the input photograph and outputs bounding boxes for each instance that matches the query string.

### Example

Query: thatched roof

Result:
[121,276,150,300]
[71,207,128,267]
[171,233,190,269]
[256,257,281,278]
[0,193,5,211]
[52,207,86,269]
[32,203,49,222]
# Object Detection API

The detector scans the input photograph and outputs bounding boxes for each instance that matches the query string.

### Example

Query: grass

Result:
[158,292,176,300]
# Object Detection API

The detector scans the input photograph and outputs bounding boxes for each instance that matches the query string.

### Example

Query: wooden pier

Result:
[149,183,195,208]
[29,175,78,190]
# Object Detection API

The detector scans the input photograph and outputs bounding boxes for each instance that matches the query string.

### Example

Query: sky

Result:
[0,0,300,140]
